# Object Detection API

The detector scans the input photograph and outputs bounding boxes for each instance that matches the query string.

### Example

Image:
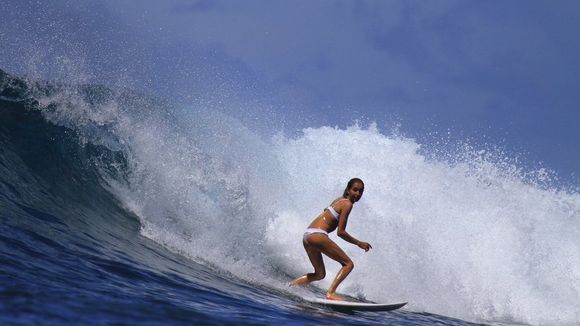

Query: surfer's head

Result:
[343,178,364,202]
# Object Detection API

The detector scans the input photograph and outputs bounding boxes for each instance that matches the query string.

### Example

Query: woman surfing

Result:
[290,178,372,301]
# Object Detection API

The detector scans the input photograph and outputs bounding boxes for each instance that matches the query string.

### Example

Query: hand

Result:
[358,241,372,252]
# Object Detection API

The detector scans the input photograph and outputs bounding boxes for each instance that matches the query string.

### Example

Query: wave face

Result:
[1,69,579,325]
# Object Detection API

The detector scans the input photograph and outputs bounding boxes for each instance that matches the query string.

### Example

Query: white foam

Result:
[267,125,580,325]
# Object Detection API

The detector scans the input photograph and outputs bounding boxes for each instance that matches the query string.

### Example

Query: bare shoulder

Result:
[336,198,353,209]
[331,197,348,205]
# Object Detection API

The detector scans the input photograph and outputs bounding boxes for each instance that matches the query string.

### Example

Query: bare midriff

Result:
[307,208,338,232]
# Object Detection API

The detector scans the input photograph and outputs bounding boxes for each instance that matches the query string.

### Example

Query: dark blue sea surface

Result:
[0,69,486,325]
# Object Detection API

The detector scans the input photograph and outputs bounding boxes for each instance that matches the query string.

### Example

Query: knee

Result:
[342,259,354,271]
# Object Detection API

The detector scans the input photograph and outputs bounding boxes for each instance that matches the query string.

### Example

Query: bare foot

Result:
[290,276,308,287]
[325,292,344,301]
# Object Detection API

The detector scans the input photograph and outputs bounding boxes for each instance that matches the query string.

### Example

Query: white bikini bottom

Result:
[303,228,328,241]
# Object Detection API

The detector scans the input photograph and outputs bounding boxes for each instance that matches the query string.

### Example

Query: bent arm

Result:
[336,201,372,251]
[337,229,362,246]
[336,202,361,245]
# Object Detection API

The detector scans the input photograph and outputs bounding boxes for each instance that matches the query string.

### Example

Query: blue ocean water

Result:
[0,69,578,325]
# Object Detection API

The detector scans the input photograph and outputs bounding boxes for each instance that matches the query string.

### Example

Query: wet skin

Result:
[291,181,372,300]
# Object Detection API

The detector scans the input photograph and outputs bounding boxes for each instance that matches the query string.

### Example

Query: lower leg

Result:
[290,272,325,286]
[325,261,353,300]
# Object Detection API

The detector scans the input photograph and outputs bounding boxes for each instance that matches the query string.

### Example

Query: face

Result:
[347,181,364,202]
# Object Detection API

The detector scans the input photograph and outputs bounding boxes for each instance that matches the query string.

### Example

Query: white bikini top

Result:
[326,206,340,220]
[326,198,348,221]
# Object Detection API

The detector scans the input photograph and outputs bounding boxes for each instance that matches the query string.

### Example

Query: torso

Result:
[307,197,350,232]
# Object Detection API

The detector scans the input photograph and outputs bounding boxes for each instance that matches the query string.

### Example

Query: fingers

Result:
[362,242,372,251]
[356,241,372,252]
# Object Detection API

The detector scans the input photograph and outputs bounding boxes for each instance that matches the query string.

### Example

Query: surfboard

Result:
[304,297,407,312]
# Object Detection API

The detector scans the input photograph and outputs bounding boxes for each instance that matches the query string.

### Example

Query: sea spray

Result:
[269,125,580,325]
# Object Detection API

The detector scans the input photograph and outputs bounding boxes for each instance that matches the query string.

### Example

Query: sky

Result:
[1,0,579,183]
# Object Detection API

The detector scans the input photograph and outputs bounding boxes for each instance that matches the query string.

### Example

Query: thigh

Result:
[306,234,351,265]
[304,235,325,272]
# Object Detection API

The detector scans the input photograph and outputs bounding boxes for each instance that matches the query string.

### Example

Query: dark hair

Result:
[343,178,364,197]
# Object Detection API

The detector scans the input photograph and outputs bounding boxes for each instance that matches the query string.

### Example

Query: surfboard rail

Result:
[304,298,407,312]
